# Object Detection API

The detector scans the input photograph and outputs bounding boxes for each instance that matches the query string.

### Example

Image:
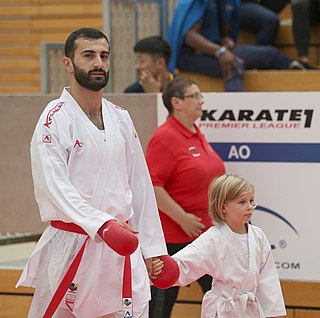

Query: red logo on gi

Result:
[65,282,78,311]
[189,146,200,157]
[43,101,64,128]
[73,140,84,148]
[42,134,52,144]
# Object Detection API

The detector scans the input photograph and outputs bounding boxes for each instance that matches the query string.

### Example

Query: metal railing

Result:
[40,42,66,94]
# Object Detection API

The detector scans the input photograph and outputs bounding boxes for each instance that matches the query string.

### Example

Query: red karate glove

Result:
[151,255,180,289]
[98,220,138,256]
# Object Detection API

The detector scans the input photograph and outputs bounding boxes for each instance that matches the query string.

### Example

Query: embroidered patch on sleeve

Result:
[73,139,84,148]
[44,101,65,128]
[42,134,52,144]
[189,146,201,157]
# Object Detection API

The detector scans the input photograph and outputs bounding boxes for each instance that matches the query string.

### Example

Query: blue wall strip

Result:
[210,143,320,162]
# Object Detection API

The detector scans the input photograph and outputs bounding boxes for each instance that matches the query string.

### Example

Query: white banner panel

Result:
[157,92,320,282]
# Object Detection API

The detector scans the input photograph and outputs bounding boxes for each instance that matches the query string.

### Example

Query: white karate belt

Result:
[212,281,265,317]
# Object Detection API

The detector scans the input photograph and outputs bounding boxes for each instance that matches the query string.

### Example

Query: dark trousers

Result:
[178,45,292,92]
[240,0,316,57]
[149,242,212,318]
[241,0,289,14]
[239,2,282,45]
[291,0,313,57]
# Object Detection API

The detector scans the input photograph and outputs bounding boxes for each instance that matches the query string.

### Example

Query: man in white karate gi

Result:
[16,28,170,318]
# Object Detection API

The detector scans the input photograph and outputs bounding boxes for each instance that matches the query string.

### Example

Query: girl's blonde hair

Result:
[208,174,254,224]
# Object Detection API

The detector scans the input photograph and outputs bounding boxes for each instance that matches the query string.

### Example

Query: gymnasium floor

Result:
[0,241,35,269]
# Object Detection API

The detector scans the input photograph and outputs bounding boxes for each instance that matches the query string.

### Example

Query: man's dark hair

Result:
[134,36,171,65]
[162,77,197,114]
[65,28,110,60]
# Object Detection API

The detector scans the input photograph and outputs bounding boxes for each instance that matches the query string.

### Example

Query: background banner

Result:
[157,92,320,282]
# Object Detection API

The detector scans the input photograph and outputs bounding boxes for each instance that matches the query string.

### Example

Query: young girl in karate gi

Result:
[171,174,286,317]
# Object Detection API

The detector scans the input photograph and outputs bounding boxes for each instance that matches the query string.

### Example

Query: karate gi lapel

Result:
[90,99,118,209]
[217,223,248,261]
[218,223,257,289]
[87,99,133,219]
[239,224,266,317]
[63,88,106,161]
[241,224,257,290]
[64,89,133,218]
[216,223,265,317]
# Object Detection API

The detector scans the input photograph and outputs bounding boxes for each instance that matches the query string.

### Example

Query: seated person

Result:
[167,0,306,92]
[239,0,288,45]
[239,0,319,69]
[124,36,175,93]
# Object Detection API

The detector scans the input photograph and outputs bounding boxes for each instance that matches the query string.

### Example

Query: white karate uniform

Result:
[16,88,167,318]
[172,223,286,318]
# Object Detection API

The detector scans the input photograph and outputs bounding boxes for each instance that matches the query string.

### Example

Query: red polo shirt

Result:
[146,116,225,243]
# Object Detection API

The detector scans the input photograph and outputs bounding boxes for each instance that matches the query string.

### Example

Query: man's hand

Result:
[221,36,235,50]
[116,220,139,234]
[218,49,244,80]
[139,69,162,92]
[179,213,205,237]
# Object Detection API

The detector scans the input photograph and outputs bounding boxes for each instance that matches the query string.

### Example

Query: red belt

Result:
[51,220,86,234]
[43,220,132,318]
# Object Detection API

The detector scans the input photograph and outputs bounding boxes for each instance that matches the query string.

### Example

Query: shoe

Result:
[289,60,306,70]
[297,61,320,70]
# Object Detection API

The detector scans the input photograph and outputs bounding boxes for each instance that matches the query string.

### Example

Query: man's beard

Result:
[73,63,109,91]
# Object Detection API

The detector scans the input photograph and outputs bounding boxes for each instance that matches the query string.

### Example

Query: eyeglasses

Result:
[183,92,204,100]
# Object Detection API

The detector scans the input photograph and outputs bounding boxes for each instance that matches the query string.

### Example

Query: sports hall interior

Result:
[0,0,319,317]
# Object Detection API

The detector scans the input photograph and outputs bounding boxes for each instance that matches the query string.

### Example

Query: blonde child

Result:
[170,174,286,317]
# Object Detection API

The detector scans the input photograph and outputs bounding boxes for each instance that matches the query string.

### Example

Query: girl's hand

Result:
[145,257,164,279]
